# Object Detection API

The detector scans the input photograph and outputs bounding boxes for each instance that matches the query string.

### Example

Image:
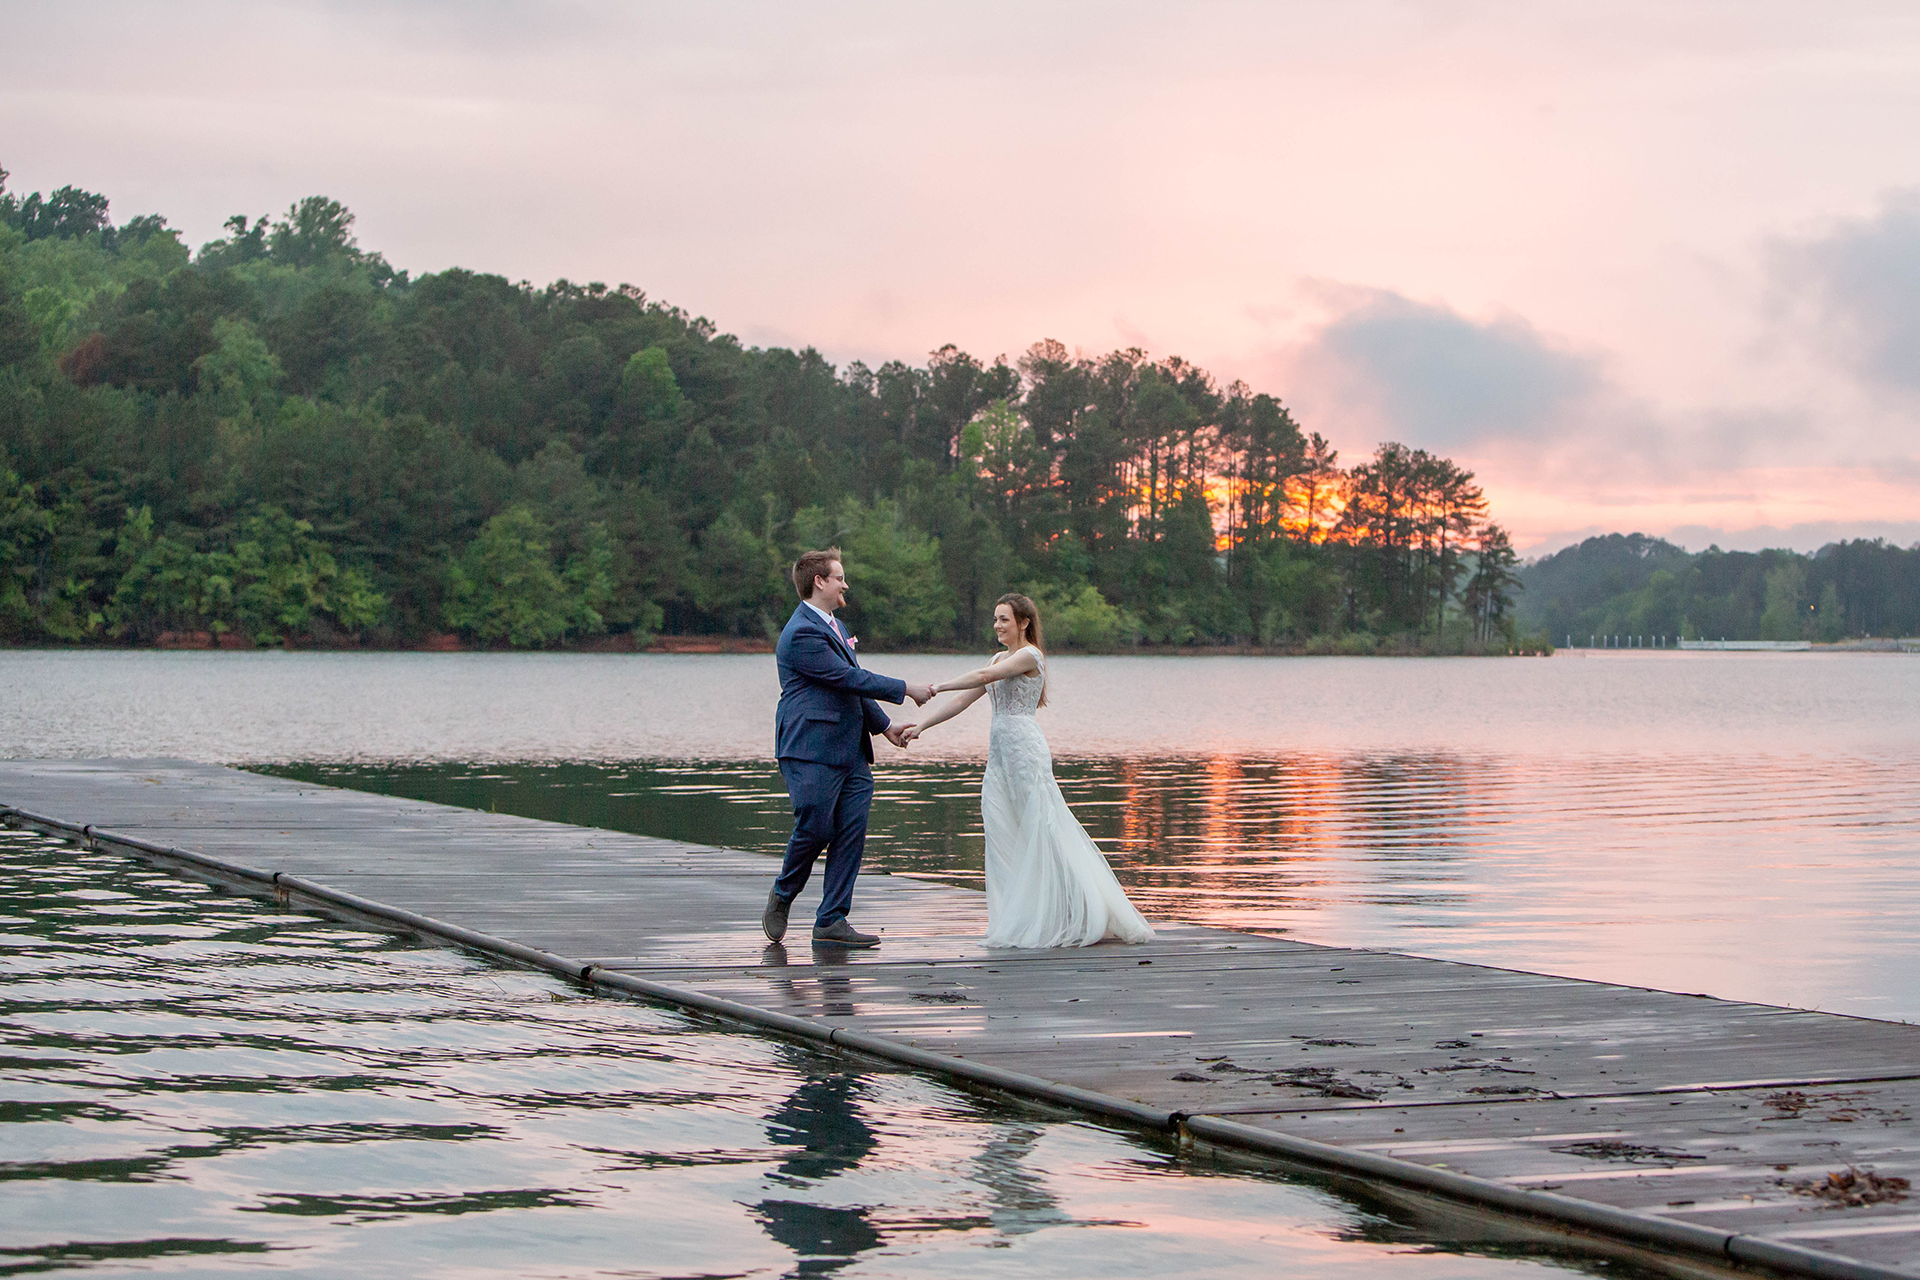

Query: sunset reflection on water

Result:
[280,740,1920,1025]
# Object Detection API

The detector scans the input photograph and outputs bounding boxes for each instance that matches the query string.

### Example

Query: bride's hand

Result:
[903,725,922,743]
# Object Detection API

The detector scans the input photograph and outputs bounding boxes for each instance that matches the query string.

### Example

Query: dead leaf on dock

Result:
[1763,1090,1911,1126]
[1789,1167,1911,1209]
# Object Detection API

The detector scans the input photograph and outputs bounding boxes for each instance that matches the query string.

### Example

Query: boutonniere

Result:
[847,634,859,650]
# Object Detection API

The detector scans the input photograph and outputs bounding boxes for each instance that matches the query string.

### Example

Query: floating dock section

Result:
[4,759,1917,1279]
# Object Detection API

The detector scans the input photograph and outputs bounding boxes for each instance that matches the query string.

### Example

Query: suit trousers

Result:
[774,757,874,927]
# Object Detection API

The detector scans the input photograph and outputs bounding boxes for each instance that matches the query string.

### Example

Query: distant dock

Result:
[1680,641,1814,652]
[5,760,1917,1279]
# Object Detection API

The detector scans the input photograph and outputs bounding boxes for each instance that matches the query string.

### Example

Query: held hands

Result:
[905,682,935,706]
[883,722,914,749]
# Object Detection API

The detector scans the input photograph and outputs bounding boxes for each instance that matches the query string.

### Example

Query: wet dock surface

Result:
[4,758,1917,1276]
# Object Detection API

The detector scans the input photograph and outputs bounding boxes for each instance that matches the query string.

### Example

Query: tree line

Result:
[1517,533,1920,642]
[1,171,1530,652]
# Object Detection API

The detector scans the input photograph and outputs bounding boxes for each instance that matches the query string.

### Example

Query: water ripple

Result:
[0,829,1634,1278]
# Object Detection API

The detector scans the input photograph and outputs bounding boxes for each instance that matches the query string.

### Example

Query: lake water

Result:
[0,826,1641,1278]
[3,649,1916,1020]
[3,648,1916,1276]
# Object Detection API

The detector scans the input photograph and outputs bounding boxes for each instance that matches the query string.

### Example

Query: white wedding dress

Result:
[981,650,1156,948]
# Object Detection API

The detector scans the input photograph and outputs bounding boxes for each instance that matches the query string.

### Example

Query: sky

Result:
[5,1,1918,556]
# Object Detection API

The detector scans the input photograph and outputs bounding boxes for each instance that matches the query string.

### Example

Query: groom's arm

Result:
[786,630,907,703]
[862,697,890,738]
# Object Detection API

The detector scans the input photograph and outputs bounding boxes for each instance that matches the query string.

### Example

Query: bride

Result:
[905,593,1154,948]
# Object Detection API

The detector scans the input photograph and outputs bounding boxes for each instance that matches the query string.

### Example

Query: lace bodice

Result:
[987,649,1045,717]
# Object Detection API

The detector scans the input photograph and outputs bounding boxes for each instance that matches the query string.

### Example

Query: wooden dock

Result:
[4,758,1917,1279]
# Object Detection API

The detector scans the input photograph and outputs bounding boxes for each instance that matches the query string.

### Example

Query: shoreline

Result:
[8,634,1912,657]
[8,638,1917,657]
[0,635,1559,657]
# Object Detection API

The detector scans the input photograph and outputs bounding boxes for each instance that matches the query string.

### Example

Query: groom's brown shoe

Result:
[762,888,790,943]
[811,918,879,948]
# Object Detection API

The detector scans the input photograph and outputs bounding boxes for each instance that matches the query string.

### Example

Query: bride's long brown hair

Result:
[996,592,1047,707]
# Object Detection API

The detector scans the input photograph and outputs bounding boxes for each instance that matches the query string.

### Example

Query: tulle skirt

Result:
[981,715,1155,948]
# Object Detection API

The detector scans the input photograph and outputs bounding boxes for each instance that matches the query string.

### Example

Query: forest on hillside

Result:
[1517,533,1920,643]
[0,172,1531,653]
[6,175,1912,654]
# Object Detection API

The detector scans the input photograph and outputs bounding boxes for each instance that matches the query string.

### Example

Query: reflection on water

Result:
[270,749,1920,1024]
[0,828,1640,1278]
[761,943,861,1019]
[6,650,1918,1016]
[760,1060,883,1267]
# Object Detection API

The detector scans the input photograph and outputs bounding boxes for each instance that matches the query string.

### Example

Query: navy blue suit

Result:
[771,603,907,927]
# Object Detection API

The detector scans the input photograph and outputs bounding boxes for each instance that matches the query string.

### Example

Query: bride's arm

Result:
[904,685,986,738]
[931,648,1040,694]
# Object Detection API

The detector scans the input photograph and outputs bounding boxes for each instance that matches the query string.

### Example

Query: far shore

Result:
[3,632,1560,657]
[16,632,1912,658]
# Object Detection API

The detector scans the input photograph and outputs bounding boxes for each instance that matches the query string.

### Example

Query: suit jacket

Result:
[774,604,906,767]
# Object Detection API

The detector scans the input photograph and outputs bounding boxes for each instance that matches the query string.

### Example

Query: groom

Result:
[763,547,933,949]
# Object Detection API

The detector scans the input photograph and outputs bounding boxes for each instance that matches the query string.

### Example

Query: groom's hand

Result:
[884,723,914,748]
[905,682,934,706]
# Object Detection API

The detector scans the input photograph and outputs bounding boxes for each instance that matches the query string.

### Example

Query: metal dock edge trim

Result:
[2,805,1907,1280]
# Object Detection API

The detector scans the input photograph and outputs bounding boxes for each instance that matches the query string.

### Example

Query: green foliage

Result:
[3,179,110,242]
[194,317,281,419]
[106,507,225,639]
[797,496,954,649]
[0,175,1575,653]
[1758,560,1815,640]
[1519,535,1920,642]
[0,468,105,641]
[962,398,1043,514]
[841,497,952,648]
[1245,542,1340,644]
[268,197,358,268]
[444,505,607,648]
[561,521,616,633]
[228,507,385,641]
[1463,523,1520,643]
[1815,581,1843,643]
[0,468,54,630]
[691,508,785,636]
[1026,582,1129,651]
[621,346,685,419]
[1336,442,1486,637]
[107,504,385,644]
